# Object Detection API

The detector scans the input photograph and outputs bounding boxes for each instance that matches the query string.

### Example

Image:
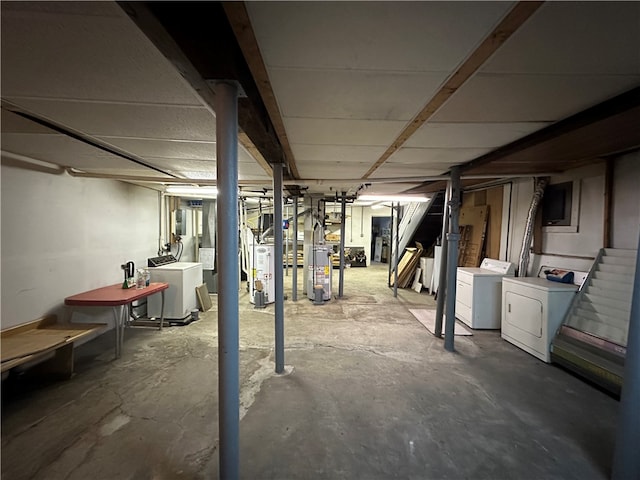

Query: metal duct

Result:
[518,177,548,276]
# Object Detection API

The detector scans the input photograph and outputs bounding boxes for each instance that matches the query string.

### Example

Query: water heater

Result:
[307,246,332,301]
[249,244,276,304]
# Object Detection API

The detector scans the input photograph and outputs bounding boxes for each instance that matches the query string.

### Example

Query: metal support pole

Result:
[394,203,400,298]
[273,165,285,368]
[388,204,394,286]
[214,81,239,480]
[612,232,640,479]
[444,166,461,352]
[435,183,451,337]
[285,205,289,277]
[273,162,285,374]
[338,192,347,297]
[292,197,298,301]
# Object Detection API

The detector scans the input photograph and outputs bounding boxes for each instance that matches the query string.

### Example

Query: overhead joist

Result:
[461,90,640,176]
[223,1,300,180]
[119,1,282,176]
[362,1,544,179]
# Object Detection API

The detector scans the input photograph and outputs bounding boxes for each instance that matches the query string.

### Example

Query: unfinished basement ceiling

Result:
[2,1,640,197]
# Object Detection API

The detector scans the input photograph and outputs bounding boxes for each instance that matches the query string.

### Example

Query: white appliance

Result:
[456,258,515,329]
[501,277,578,362]
[307,245,332,301]
[249,244,276,305]
[420,257,434,293]
[148,262,203,320]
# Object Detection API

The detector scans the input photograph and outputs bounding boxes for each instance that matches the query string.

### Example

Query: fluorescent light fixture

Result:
[165,186,218,197]
[358,194,430,203]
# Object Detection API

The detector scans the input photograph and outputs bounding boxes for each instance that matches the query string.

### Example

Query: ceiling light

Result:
[165,186,218,197]
[358,194,430,203]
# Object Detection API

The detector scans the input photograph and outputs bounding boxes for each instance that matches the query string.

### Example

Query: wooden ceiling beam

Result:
[223,2,300,179]
[362,1,544,179]
[119,1,282,179]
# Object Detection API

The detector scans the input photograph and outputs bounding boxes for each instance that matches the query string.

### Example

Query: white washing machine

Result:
[501,277,578,362]
[456,258,515,329]
[148,262,203,320]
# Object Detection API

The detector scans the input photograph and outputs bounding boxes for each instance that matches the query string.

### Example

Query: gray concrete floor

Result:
[2,264,619,479]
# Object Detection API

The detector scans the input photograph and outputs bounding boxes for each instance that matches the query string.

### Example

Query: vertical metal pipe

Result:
[612,233,640,480]
[292,197,298,301]
[273,162,285,374]
[338,192,347,297]
[388,204,394,287]
[285,205,289,277]
[435,184,451,337]
[214,81,239,480]
[394,203,400,298]
[444,166,461,351]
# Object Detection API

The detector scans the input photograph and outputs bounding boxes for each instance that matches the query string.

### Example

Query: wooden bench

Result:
[1,315,106,380]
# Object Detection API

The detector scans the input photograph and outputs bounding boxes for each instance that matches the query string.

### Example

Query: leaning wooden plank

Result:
[390,248,416,285]
[196,283,213,311]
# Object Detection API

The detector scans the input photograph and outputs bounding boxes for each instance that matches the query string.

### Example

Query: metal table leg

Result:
[112,306,121,359]
[159,290,165,331]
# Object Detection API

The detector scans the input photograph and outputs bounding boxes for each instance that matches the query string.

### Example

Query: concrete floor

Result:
[2,264,619,479]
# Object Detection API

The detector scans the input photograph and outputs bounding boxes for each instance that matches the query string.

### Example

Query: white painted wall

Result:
[1,162,159,329]
[612,150,640,249]
[344,204,385,267]
[506,158,638,277]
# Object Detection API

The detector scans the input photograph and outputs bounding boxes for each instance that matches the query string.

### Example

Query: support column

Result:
[273,162,285,374]
[388,204,394,287]
[394,203,400,298]
[292,197,299,301]
[435,183,451,337]
[612,232,640,479]
[214,81,239,480]
[444,166,461,352]
[338,192,347,297]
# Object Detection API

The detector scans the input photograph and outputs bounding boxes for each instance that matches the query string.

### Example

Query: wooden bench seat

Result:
[1,315,106,380]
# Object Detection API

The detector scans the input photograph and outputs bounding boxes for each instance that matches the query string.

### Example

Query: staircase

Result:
[551,248,637,394]
[395,195,437,255]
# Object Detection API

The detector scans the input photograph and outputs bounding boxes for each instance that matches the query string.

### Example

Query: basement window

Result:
[542,181,580,233]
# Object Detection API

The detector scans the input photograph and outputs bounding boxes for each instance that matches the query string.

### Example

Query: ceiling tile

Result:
[247,2,515,72]
[431,73,640,122]
[6,99,216,141]
[405,122,552,149]
[270,68,447,121]
[0,3,201,105]
[283,117,406,146]
[387,147,492,166]
[298,163,370,180]
[0,133,158,173]
[371,164,451,179]
[481,2,640,75]
[291,144,386,164]
[97,138,216,161]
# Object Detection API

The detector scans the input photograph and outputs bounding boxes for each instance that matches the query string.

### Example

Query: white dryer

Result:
[501,277,578,362]
[455,258,515,329]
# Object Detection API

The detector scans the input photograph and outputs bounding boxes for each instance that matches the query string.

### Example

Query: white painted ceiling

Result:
[2,1,639,197]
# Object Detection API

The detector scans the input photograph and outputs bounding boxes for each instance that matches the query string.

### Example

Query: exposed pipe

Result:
[338,191,347,298]
[1,150,65,175]
[64,167,558,187]
[435,185,451,338]
[517,177,548,277]
[292,197,299,301]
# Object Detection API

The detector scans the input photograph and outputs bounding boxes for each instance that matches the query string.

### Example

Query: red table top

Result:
[64,282,169,307]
